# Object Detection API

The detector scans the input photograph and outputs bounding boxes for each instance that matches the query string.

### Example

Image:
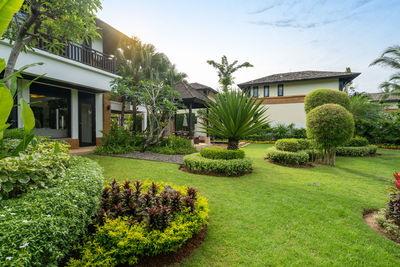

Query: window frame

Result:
[278,84,284,96]
[253,86,259,98]
[264,85,270,97]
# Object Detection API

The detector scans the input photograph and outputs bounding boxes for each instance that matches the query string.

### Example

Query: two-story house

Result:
[1,19,132,149]
[238,71,360,128]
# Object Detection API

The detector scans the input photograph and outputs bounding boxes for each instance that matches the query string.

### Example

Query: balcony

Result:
[36,40,116,74]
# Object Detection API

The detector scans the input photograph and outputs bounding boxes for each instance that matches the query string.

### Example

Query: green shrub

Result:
[307,104,354,149]
[68,181,209,266]
[200,147,245,160]
[304,149,323,163]
[95,123,144,154]
[374,208,400,241]
[0,142,71,199]
[0,157,104,266]
[345,136,369,147]
[336,145,377,157]
[3,128,25,139]
[304,89,351,113]
[275,138,311,152]
[150,135,197,155]
[266,147,309,165]
[183,153,252,176]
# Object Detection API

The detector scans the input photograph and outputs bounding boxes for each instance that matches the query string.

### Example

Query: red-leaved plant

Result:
[387,171,400,225]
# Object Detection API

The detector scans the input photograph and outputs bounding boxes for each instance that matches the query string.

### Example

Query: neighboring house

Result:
[190,82,219,102]
[368,93,400,112]
[1,19,138,149]
[238,70,360,128]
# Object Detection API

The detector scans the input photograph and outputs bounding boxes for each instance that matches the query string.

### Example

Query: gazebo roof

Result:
[172,82,210,108]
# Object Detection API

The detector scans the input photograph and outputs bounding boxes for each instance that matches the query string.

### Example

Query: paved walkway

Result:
[113,151,185,164]
[70,146,96,156]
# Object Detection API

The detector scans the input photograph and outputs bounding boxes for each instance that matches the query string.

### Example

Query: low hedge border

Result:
[200,147,245,160]
[183,153,252,176]
[266,147,309,166]
[0,157,104,266]
[377,144,400,150]
[275,138,311,152]
[336,145,377,157]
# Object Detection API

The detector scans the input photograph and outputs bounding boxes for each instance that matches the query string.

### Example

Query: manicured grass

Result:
[87,144,400,266]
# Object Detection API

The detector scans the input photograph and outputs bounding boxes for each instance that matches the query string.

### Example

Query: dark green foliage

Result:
[275,138,311,152]
[183,153,252,176]
[149,135,197,155]
[3,128,25,139]
[304,89,351,113]
[95,123,144,154]
[345,136,369,147]
[201,91,270,150]
[307,104,354,150]
[336,145,377,157]
[0,157,103,266]
[266,147,309,165]
[244,124,307,141]
[200,147,245,160]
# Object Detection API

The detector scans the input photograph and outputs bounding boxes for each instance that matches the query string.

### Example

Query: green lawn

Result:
[87,144,400,266]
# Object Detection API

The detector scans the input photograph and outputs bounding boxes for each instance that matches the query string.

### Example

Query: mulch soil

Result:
[132,225,208,267]
[363,210,400,246]
[264,158,315,169]
[179,165,252,177]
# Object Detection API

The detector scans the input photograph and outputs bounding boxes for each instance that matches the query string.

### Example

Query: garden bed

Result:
[363,210,400,246]
[264,158,315,169]
[179,164,252,177]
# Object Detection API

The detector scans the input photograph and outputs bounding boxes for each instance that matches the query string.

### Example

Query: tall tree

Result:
[370,45,400,100]
[2,0,102,89]
[207,55,253,92]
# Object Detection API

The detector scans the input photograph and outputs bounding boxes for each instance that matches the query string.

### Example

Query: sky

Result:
[97,0,400,93]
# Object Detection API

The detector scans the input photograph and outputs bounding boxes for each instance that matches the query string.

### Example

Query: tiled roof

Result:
[172,82,209,103]
[368,92,400,102]
[238,70,360,88]
[190,82,219,94]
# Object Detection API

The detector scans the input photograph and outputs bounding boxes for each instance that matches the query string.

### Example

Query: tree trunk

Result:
[120,96,126,127]
[227,138,239,150]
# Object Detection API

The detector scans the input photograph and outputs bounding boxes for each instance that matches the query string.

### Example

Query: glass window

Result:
[247,87,251,98]
[264,85,269,97]
[30,83,71,138]
[278,84,284,96]
[253,86,259,97]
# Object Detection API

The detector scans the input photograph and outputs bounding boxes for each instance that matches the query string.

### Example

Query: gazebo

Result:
[172,82,210,137]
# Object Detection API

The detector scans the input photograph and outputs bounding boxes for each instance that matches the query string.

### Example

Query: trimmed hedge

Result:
[183,153,252,176]
[275,138,311,152]
[304,89,350,113]
[68,181,209,266]
[200,147,245,160]
[0,157,104,266]
[345,136,369,147]
[266,147,309,165]
[336,145,377,157]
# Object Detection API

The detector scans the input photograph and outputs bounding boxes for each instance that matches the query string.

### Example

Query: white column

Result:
[71,89,79,139]
[95,93,103,138]
[17,79,30,128]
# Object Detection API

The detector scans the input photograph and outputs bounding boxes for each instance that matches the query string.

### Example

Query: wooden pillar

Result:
[188,103,193,137]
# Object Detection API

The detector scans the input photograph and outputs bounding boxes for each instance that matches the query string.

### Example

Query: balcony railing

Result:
[36,40,116,74]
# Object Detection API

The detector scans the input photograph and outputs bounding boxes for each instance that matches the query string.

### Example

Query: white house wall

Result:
[0,41,118,92]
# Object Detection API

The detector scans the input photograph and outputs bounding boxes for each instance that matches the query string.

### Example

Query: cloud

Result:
[248,3,280,14]
[249,19,336,29]
[354,0,373,9]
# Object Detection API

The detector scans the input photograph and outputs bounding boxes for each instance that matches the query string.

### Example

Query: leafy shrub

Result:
[3,128,25,139]
[345,136,369,147]
[307,104,354,150]
[0,141,71,199]
[150,135,197,155]
[304,149,323,163]
[374,208,400,241]
[304,89,350,113]
[183,153,252,176]
[0,157,104,266]
[200,147,245,160]
[244,124,307,141]
[275,138,311,152]
[95,123,144,154]
[68,181,209,266]
[335,145,377,157]
[266,147,309,165]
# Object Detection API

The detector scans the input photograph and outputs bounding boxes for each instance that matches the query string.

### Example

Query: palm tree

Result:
[348,94,383,122]
[200,91,270,150]
[207,55,253,92]
[370,45,400,100]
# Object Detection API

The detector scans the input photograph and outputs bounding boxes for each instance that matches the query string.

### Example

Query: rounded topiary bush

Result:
[183,153,252,176]
[200,147,245,160]
[275,138,311,152]
[306,104,354,149]
[345,136,369,147]
[304,89,350,113]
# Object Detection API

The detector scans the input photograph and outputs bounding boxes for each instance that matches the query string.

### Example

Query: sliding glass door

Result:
[78,92,96,147]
